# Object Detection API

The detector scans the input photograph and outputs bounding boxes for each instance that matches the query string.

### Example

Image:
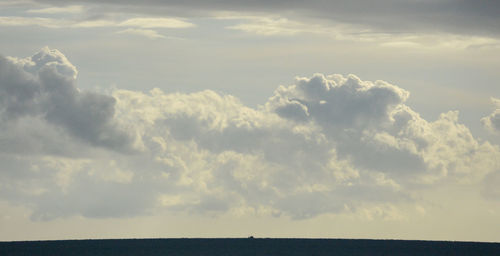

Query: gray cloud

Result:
[0,47,132,152]
[1,48,499,221]
[268,74,409,129]
[30,0,500,38]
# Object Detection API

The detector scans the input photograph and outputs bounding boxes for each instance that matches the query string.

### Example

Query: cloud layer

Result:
[3,1,499,48]
[482,97,500,134]
[1,48,499,221]
[0,13,195,39]
[30,0,500,38]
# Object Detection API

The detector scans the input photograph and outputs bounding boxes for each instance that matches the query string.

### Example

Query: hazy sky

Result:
[1,0,500,242]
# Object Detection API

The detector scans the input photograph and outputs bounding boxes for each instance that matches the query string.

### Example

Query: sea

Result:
[1,238,499,255]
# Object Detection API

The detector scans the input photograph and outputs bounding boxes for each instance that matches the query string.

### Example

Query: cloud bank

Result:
[1,48,499,221]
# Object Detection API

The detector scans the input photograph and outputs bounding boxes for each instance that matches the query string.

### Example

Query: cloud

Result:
[70,19,117,28]
[481,97,500,134]
[4,2,499,49]
[0,14,195,31]
[220,14,373,39]
[1,48,499,221]
[226,17,306,36]
[30,0,500,39]
[266,74,500,183]
[27,5,84,14]
[118,17,195,29]
[0,13,193,40]
[0,16,68,28]
[116,28,165,39]
[220,14,500,49]
[0,47,133,151]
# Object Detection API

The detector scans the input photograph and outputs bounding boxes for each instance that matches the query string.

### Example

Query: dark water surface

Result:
[1,238,499,255]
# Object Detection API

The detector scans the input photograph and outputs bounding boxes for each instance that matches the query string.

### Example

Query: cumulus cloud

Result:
[0,47,132,151]
[481,97,500,134]
[1,48,499,221]
[266,74,499,182]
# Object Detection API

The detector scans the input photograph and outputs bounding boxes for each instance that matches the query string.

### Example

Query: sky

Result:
[1,0,500,242]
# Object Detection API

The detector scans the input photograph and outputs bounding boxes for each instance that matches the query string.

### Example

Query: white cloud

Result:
[481,97,500,134]
[72,19,118,28]
[27,5,84,14]
[26,0,500,39]
[267,74,500,183]
[118,17,195,29]
[221,14,361,38]
[116,28,165,39]
[0,14,195,40]
[0,15,195,33]
[226,17,306,36]
[219,13,500,49]
[0,16,68,28]
[1,48,499,221]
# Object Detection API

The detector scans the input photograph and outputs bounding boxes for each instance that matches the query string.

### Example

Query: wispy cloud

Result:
[116,28,166,39]
[118,17,195,29]
[227,17,304,36]
[0,15,195,29]
[71,19,118,28]
[220,13,500,50]
[0,0,33,7]
[0,16,69,28]
[0,15,194,39]
[27,5,85,14]
[24,0,500,38]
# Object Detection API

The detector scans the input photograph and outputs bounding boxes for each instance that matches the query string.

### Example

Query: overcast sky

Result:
[1,0,500,242]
